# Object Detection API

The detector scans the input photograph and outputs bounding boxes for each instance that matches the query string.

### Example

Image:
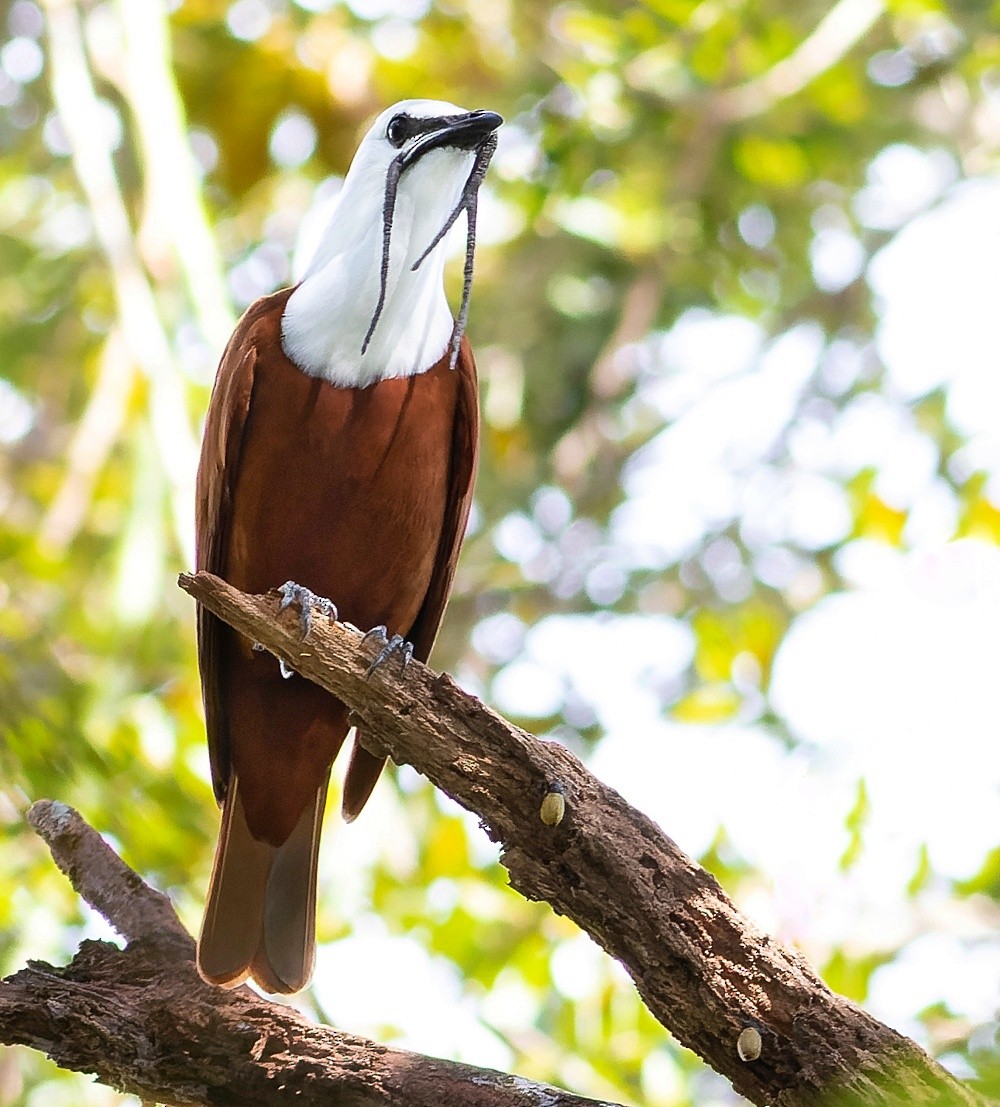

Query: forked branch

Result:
[174,572,985,1107]
[0,576,985,1106]
[1,800,621,1107]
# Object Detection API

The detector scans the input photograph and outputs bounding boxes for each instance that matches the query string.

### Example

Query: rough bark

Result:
[1,800,619,1107]
[169,571,990,1107]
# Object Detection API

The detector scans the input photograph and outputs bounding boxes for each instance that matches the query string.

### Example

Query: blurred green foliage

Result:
[0,0,998,1103]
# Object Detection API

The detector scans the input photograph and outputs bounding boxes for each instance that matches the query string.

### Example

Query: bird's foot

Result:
[362,625,414,680]
[277,581,339,639]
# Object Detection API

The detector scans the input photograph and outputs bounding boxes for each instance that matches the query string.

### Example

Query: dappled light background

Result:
[1,0,998,1103]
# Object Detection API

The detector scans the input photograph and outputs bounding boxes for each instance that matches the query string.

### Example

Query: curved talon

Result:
[278,580,339,640]
[363,627,414,679]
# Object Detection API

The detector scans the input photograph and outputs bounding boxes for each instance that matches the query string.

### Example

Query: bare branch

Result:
[41,0,199,563]
[39,329,133,553]
[6,803,621,1107]
[178,571,989,1107]
[26,799,187,943]
[588,267,662,400]
[713,0,886,122]
[112,0,235,351]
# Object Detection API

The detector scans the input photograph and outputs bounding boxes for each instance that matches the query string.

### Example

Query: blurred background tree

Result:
[0,0,997,1102]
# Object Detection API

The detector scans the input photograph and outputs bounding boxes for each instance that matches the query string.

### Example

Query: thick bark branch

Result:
[176,571,989,1107]
[2,802,618,1107]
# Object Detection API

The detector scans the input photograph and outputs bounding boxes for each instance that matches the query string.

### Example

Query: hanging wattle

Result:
[192,100,498,995]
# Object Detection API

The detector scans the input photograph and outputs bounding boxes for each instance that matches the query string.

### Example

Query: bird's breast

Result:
[226,346,460,637]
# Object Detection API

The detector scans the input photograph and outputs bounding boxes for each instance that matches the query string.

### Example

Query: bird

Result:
[194,99,501,994]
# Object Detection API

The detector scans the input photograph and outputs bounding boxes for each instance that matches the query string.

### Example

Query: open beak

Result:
[399,110,503,169]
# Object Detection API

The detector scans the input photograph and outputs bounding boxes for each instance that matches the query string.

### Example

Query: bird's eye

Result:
[386,115,407,148]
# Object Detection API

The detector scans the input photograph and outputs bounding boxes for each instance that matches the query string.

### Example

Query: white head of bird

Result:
[282,99,502,387]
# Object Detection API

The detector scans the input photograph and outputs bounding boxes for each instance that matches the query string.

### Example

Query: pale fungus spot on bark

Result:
[540,783,566,827]
[737,1026,762,1062]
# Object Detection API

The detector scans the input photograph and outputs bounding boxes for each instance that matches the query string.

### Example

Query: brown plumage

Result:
[193,96,498,995]
[195,286,479,993]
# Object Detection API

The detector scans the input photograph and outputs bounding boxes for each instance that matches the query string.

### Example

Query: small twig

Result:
[27,800,187,943]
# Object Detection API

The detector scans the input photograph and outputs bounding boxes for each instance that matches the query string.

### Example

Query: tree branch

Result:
[3,801,620,1107]
[111,0,236,352]
[175,571,989,1107]
[42,0,199,563]
[39,328,134,553]
[711,0,886,122]
[27,799,187,943]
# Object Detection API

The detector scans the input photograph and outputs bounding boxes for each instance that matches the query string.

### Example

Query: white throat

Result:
[281,151,471,388]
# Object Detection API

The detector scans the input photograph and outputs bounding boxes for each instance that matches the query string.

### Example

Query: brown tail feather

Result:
[198,776,327,994]
[197,779,270,988]
[341,732,386,823]
[255,776,326,992]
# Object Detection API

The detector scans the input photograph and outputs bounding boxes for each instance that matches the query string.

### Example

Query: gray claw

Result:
[278,580,339,640]
[363,627,414,680]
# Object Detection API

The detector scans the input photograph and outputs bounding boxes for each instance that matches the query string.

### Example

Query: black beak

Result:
[399,110,503,169]
[363,107,501,359]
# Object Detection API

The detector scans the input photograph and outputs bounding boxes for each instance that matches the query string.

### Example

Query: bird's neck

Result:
[280,190,454,388]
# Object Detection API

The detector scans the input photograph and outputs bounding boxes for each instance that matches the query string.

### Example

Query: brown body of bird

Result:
[194,100,500,994]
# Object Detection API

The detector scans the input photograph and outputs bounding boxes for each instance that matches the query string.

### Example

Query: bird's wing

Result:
[407,334,480,662]
[196,289,293,804]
